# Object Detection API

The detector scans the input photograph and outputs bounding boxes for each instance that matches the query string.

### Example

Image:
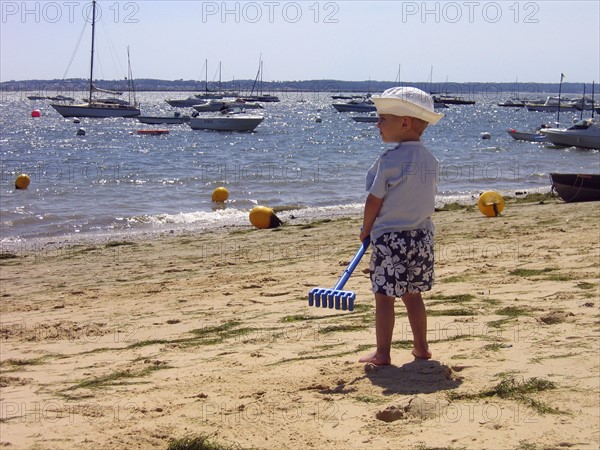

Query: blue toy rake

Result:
[308,237,370,311]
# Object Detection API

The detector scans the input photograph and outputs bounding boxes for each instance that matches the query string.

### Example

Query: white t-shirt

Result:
[366,141,439,240]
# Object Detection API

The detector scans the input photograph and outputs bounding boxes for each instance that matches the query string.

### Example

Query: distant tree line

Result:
[1,78,596,97]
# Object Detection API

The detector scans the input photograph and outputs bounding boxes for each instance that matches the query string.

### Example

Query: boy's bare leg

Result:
[359,293,395,365]
[402,292,431,359]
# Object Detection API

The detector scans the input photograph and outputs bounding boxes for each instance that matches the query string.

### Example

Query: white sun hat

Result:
[371,87,444,125]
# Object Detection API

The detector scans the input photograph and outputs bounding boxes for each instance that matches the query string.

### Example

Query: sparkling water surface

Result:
[1,91,598,245]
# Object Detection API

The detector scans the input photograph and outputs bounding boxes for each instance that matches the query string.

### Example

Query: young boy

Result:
[359,87,443,366]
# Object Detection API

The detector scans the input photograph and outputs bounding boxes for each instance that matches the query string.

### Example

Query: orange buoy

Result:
[477,191,505,217]
[249,206,283,229]
[15,174,31,190]
[212,187,229,203]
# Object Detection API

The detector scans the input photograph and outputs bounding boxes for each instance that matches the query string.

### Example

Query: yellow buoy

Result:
[249,206,283,229]
[15,174,31,190]
[211,187,229,203]
[477,191,505,217]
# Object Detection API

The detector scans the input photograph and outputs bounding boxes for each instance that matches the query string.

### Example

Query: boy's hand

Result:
[360,228,370,242]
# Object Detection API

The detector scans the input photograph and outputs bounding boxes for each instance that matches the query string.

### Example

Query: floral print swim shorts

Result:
[370,229,435,298]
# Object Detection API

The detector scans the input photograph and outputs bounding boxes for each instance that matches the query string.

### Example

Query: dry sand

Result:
[1,198,599,450]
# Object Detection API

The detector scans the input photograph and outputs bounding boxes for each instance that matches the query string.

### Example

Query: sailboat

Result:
[166,60,225,107]
[498,78,526,107]
[240,56,280,102]
[51,0,140,118]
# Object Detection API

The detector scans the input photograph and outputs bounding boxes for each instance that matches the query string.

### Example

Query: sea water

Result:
[1,91,598,248]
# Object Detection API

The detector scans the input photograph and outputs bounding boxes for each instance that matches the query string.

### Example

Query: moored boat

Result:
[351,112,378,123]
[498,98,526,107]
[540,119,600,150]
[137,113,190,124]
[332,98,376,113]
[193,99,263,112]
[432,94,475,105]
[51,1,139,118]
[506,128,548,142]
[525,96,577,112]
[188,112,264,132]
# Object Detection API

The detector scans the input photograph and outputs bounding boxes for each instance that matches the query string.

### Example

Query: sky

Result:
[1,0,599,83]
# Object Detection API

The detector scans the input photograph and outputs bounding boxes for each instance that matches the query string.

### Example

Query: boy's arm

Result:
[360,193,384,241]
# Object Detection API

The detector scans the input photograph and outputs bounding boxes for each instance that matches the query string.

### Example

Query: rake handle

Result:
[333,237,370,291]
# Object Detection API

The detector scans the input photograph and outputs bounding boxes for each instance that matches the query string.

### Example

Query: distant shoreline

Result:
[1,79,597,96]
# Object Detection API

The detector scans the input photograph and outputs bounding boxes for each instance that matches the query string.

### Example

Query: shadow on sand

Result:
[364,358,463,395]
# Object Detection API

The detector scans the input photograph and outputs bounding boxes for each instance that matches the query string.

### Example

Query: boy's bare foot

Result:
[411,348,432,360]
[359,351,391,366]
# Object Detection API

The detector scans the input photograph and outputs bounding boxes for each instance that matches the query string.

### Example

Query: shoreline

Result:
[1,198,599,449]
[0,189,551,255]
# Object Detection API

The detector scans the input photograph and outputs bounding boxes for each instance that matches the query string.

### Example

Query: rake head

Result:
[308,288,356,311]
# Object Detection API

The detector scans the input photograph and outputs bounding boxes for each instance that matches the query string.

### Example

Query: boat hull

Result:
[506,129,547,142]
[352,116,378,123]
[193,101,263,112]
[541,127,600,150]
[166,98,204,108]
[550,173,600,203]
[189,116,264,132]
[137,116,189,124]
[332,103,376,113]
[51,103,140,118]
[525,105,577,112]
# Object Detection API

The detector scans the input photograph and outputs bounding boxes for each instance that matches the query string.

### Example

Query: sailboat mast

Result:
[218,62,222,92]
[557,73,564,126]
[592,81,596,119]
[205,59,208,93]
[127,46,136,106]
[580,84,586,121]
[88,0,97,104]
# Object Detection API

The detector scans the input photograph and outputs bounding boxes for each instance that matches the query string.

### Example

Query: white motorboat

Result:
[332,98,376,113]
[188,111,264,132]
[51,1,139,118]
[540,119,600,150]
[526,96,577,112]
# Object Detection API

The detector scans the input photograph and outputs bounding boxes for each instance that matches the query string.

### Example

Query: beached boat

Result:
[540,119,600,150]
[506,128,548,142]
[550,173,600,202]
[188,112,264,132]
[51,1,139,118]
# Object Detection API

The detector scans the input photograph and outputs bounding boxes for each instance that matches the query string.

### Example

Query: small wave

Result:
[128,207,250,227]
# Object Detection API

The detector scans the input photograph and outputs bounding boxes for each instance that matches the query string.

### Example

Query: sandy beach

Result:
[1,197,599,450]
